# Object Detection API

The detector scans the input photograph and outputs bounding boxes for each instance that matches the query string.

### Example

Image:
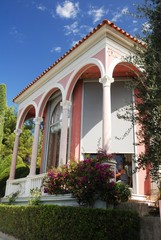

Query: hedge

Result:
[0,204,140,240]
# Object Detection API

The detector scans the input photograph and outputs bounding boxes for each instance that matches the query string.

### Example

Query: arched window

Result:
[47,101,62,169]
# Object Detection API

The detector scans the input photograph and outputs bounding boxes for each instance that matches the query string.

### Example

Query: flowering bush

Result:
[43,167,70,195]
[43,152,131,207]
[66,158,115,206]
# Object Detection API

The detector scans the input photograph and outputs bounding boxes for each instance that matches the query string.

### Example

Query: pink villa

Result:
[5,19,156,204]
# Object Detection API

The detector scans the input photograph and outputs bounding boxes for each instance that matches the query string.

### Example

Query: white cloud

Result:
[132,27,138,33]
[80,25,93,34]
[133,20,138,24]
[142,22,151,32]
[50,9,55,18]
[64,22,93,48]
[121,7,129,15]
[64,21,79,35]
[50,46,62,53]
[56,1,79,19]
[88,6,107,24]
[9,27,24,43]
[71,39,79,46]
[64,22,93,40]
[111,6,129,22]
[36,4,47,11]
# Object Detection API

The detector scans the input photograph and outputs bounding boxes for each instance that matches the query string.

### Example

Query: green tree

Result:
[0,84,6,156]
[19,127,33,161]
[0,106,42,173]
[128,0,161,182]
[1,106,34,162]
[1,107,17,159]
[0,106,43,196]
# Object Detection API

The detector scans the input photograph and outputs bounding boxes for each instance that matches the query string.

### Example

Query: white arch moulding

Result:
[37,83,65,118]
[108,56,142,78]
[16,101,37,129]
[65,58,105,100]
[108,57,124,78]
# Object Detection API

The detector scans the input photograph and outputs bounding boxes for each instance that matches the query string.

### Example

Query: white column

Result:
[29,117,43,176]
[99,76,114,153]
[59,100,71,166]
[9,129,22,180]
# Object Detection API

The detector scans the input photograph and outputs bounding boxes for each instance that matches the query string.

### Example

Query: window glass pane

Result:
[47,129,61,169]
[47,101,62,169]
[51,103,62,124]
[50,123,61,133]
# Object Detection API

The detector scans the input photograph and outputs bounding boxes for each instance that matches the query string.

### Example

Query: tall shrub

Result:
[0,84,6,157]
[130,1,161,182]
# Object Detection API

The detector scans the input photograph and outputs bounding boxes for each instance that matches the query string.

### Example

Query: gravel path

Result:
[0,232,18,240]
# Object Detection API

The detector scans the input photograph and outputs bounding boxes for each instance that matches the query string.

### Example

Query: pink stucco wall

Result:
[134,89,151,195]
[33,92,44,106]
[70,80,83,162]
[92,48,105,69]
[58,71,74,89]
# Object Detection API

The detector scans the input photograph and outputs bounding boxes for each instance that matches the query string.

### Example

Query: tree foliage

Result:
[129,0,161,182]
[0,84,6,155]
[0,105,43,196]
[1,107,17,159]
[0,106,42,174]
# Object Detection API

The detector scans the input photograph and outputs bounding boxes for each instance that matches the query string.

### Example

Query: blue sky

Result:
[0,0,146,107]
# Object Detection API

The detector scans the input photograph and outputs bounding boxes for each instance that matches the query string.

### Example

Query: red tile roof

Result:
[13,19,145,102]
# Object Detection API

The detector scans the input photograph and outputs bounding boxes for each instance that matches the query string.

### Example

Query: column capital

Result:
[33,117,43,125]
[14,128,22,136]
[60,100,72,110]
[99,76,114,87]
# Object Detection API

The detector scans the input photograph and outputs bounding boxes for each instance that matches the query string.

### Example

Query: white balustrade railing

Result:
[30,173,45,190]
[5,177,26,197]
[5,173,46,198]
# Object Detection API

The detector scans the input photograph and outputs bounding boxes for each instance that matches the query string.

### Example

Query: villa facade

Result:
[5,19,153,201]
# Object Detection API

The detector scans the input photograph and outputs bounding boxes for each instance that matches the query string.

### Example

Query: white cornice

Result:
[14,24,139,104]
